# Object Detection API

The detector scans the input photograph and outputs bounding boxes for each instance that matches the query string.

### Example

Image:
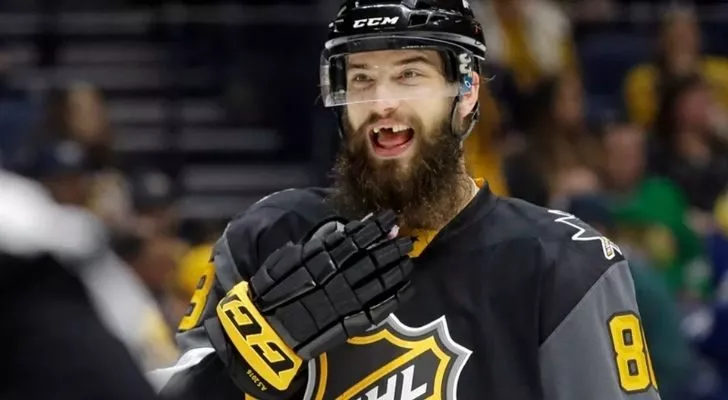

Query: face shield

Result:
[320,33,478,108]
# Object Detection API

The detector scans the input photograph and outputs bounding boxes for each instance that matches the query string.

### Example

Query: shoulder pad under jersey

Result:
[213,187,339,290]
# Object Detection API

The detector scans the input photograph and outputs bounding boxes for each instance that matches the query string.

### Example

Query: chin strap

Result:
[450,97,480,143]
[333,107,346,139]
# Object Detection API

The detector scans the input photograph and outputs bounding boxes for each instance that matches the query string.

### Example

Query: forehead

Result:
[346,49,442,69]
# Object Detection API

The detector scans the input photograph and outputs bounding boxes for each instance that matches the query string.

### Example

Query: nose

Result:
[371,98,400,116]
[369,82,401,115]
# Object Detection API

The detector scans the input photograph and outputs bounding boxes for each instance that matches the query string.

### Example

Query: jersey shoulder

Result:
[490,196,624,268]
[214,187,338,287]
[489,196,630,342]
[245,187,334,215]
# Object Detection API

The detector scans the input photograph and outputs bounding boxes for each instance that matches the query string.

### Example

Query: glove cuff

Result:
[207,281,305,398]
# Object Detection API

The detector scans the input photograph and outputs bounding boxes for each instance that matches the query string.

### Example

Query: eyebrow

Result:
[348,55,438,70]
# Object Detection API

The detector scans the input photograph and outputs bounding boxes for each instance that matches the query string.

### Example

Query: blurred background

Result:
[1,0,728,399]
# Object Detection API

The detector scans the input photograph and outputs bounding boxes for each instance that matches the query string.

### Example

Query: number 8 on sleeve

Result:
[608,312,658,393]
[178,263,216,332]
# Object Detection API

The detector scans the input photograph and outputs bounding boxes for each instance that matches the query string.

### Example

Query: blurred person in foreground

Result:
[36,83,134,230]
[568,195,694,400]
[22,141,180,371]
[0,169,160,400]
[601,121,709,300]
[150,1,659,399]
[651,73,728,236]
[505,73,602,208]
[624,7,728,129]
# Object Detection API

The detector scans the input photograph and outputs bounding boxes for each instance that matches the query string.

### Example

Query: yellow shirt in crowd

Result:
[499,13,579,90]
[463,84,508,198]
[624,56,728,128]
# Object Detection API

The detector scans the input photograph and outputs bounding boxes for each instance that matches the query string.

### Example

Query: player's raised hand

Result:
[253,210,414,357]
[206,210,414,399]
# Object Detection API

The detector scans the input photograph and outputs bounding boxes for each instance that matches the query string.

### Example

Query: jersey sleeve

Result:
[538,238,661,400]
[175,203,323,350]
[152,193,334,396]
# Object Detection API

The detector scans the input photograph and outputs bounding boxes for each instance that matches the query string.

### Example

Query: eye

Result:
[350,73,373,83]
[348,73,375,89]
[399,69,423,81]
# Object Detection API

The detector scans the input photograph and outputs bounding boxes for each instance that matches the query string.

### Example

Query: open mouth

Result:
[368,123,415,158]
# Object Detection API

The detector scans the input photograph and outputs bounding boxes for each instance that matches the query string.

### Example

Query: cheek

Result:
[345,105,367,131]
[343,107,372,154]
[408,99,450,138]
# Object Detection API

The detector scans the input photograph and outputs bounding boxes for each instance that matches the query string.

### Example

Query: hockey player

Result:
[151,1,662,399]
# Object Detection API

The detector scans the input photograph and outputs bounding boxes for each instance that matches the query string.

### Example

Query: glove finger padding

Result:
[251,210,413,356]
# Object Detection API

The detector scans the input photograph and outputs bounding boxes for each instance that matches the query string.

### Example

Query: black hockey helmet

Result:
[320,0,487,139]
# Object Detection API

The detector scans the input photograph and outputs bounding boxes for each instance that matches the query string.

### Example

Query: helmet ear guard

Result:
[451,98,480,142]
[448,50,482,141]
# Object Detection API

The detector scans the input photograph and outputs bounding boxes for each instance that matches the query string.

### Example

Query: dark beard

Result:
[328,114,468,231]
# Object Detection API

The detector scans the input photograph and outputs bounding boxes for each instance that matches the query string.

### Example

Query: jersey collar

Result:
[407,177,495,257]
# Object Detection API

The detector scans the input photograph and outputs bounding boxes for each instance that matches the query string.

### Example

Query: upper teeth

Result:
[374,124,410,134]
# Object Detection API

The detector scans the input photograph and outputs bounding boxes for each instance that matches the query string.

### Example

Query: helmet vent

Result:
[408,14,429,26]
[428,15,447,24]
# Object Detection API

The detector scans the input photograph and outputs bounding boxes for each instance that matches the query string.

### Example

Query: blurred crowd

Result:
[0,63,223,373]
[1,0,728,399]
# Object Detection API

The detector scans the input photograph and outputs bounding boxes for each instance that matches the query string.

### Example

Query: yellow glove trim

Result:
[217,281,303,391]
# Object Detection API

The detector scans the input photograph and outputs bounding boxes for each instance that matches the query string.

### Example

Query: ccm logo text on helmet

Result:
[353,16,400,28]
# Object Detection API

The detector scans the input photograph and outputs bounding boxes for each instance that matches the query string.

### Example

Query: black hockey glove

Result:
[205,210,415,399]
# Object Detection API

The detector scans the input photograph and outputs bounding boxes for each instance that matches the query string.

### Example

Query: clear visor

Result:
[320,37,475,108]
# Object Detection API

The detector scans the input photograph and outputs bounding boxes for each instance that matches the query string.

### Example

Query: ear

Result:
[457,71,481,120]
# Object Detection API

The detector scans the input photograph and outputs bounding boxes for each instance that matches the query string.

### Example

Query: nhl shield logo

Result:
[302,315,472,400]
